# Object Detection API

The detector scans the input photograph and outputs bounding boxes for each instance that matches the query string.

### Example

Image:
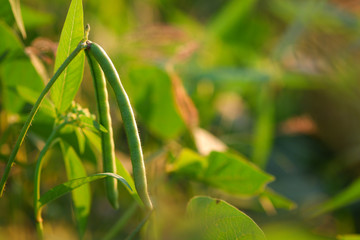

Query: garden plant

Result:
[2,0,360,239]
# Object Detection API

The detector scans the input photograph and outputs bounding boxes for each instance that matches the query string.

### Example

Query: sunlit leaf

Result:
[260,188,297,211]
[74,127,85,154]
[209,0,257,37]
[8,0,26,38]
[38,173,131,208]
[60,141,90,239]
[0,21,44,113]
[127,66,185,139]
[79,115,107,133]
[16,85,55,117]
[115,158,142,206]
[186,196,266,240]
[171,149,274,196]
[51,0,84,113]
[2,57,44,113]
[314,178,360,216]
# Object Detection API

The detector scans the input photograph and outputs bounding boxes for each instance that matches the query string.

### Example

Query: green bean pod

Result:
[87,41,153,210]
[86,50,119,209]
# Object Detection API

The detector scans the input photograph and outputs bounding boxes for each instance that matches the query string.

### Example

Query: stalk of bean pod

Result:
[85,50,119,209]
[0,41,87,197]
[86,41,153,210]
[34,121,70,240]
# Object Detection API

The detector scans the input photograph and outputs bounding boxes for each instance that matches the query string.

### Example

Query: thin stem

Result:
[103,202,138,240]
[34,121,69,235]
[0,41,87,197]
[125,210,153,240]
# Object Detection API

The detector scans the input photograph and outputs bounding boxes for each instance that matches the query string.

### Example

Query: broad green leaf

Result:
[60,141,90,239]
[314,178,360,216]
[51,0,84,113]
[0,21,43,113]
[186,196,266,240]
[0,0,15,27]
[79,115,107,133]
[8,0,26,38]
[171,149,274,196]
[127,66,185,140]
[1,46,44,113]
[204,151,274,196]
[338,235,360,240]
[16,85,55,117]
[38,172,131,208]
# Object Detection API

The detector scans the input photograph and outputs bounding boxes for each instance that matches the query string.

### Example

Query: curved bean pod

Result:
[86,41,153,210]
[86,50,119,209]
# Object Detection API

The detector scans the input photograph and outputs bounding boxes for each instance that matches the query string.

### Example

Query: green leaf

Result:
[209,0,257,38]
[38,173,131,208]
[115,157,142,206]
[338,235,360,240]
[60,141,90,239]
[252,85,275,168]
[204,151,274,196]
[186,196,266,240]
[74,127,85,154]
[16,85,55,117]
[8,0,26,38]
[260,188,297,211]
[314,178,360,216]
[21,5,54,29]
[79,115,108,133]
[51,0,84,113]
[0,21,44,113]
[171,149,273,196]
[1,56,44,113]
[127,66,185,140]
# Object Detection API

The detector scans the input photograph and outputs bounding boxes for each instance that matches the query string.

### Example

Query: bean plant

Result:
[0,0,321,239]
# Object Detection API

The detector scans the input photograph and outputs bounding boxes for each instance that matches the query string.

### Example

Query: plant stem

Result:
[125,210,153,240]
[0,41,87,197]
[103,202,138,240]
[33,121,69,239]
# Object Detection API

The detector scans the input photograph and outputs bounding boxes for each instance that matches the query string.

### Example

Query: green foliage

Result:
[1,0,360,239]
[51,0,84,113]
[314,178,360,216]
[127,66,185,140]
[8,0,26,38]
[60,141,90,239]
[186,196,266,240]
[171,149,273,196]
[38,173,131,208]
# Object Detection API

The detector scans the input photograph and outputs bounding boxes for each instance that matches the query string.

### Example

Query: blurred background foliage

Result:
[1,0,360,239]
